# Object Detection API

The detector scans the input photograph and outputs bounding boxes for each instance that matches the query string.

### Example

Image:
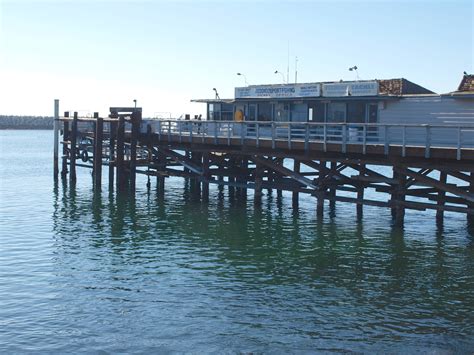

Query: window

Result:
[291,103,308,122]
[326,102,346,122]
[208,103,221,120]
[208,103,214,120]
[221,103,234,121]
[257,103,272,121]
[274,103,289,122]
[308,102,325,122]
[347,102,366,123]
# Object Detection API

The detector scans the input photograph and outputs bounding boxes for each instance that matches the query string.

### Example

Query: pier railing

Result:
[142,120,474,158]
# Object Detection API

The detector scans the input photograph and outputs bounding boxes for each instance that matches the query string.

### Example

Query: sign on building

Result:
[235,84,321,99]
[322,81,378,97]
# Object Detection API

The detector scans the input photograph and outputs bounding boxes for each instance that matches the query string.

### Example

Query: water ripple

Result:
[0,131,473,353]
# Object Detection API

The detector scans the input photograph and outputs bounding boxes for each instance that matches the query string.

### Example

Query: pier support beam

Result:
[69,112,78,184]
[316,191,325,217]
[53,99,60,180]
[356,164,366,220]
[93,114,103,190]
[108,121,116,190]
[292,159,300,208]
[328,161,336,211]
[436,171,447,226]
[61,116,69,179]
[316,160,327,217]
[394,168,407,226]
[129,110,140,192]
[468,172,474,226]
[116,116,126,191]
[202,152,210,202]
[155,148,166,194]
[391,169,398,219]
[254,160,263,203]
[190,152,201,195]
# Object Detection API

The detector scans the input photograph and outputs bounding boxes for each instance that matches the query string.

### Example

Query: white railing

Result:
[140,120,474,159]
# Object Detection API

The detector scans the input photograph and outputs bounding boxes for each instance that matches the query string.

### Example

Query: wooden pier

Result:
[54,105,474,227]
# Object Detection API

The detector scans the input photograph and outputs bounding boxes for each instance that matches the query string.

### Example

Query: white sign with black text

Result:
[322,81,378,97]
[235,84,321,99]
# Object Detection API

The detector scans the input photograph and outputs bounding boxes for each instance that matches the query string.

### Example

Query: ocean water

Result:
[0,130,473,353]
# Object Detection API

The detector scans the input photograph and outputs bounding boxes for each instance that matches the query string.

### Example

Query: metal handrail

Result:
[60,117,474,160]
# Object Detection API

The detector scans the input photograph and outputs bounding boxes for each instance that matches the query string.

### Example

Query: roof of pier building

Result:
[442,74,474,99]
[457,74,474,92]
[191,78,435,104]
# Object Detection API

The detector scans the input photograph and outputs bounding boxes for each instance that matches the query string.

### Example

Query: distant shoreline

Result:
[0,116,53,130]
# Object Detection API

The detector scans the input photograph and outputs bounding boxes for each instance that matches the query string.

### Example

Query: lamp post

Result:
[349,66,360,80]
[274,70,287,84]
[213,88,220,100]
[237,72,249,86]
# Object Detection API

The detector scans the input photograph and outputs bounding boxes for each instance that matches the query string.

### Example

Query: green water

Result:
[0,130,473,353]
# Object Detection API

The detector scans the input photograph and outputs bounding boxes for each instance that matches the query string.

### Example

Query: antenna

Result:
[295,56,298,84]
[286,40,290,84]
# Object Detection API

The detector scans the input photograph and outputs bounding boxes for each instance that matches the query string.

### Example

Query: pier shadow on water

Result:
[44,178,474,353]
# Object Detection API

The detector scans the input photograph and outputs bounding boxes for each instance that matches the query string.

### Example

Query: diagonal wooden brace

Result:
[159,147,203,175]
[394,166,474,203]
[251,156,317,189]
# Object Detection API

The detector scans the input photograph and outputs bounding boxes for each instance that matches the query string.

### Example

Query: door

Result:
[248,104,257,121]
[367,103,378,140]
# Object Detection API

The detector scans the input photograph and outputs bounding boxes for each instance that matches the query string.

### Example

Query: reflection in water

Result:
[3,130,473,353]
[45,179,474,352]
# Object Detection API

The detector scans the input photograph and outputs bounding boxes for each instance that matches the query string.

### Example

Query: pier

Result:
[53,101,474,227]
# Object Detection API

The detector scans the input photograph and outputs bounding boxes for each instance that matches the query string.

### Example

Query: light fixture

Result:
[237,72,249,86]
[212,88,220,100]
[274,70,286,84]
[349,66,360,80]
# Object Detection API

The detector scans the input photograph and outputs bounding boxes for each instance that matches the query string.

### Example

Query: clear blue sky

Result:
[0,0,472,117]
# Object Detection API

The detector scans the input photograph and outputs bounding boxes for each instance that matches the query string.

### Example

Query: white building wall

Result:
[379,96,474,147]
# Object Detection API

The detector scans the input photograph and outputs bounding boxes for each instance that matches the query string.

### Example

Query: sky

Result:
[0,0,472,118]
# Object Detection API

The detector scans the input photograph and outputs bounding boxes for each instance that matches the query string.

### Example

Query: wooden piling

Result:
[190,152,201,195]
[356,164,365,219]
[116,116,126,191]
[202,152,210,201]
[316,160,327,217]
[157,152,166,194]
[108,121,116,189]
[276,158,283,198]
[395,168,406,226]
[69,112,78,183]
[241,157,248,198]
[316,191,324,217]
[468,172,474,225]
[61,113,69,179]
[292,159,300,208]
[254,160,263,203]
[436,171,447,225]
[129,110,141,191]
[93,114,103,190]
[328,161,336,211]
[391,169,398,219]
[53,99,60,179]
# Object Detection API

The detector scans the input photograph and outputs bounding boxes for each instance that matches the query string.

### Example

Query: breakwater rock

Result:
[0,116,54,130]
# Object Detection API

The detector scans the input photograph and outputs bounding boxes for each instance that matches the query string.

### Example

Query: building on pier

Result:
[54,75,474,226]
[189,74,474,146]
